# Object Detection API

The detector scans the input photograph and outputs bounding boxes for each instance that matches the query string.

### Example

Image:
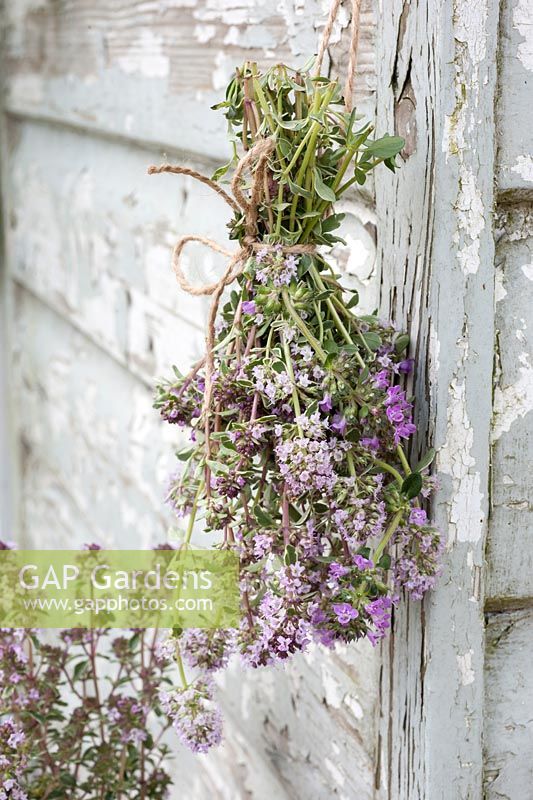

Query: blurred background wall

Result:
[0,2,382,797]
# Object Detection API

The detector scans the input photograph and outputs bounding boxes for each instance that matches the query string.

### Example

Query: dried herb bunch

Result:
[155,62,443,752]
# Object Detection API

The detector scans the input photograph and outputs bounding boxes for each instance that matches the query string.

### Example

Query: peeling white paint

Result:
[492,353,533,440]
[454,0,488,66]
[324,757,346,787]
[343,693,364,720]
[194,24,216,43]
[521,262,533,281]
[321,665,343,708]
[455,167,485,275]
[223,25,240,45]
[513,0,533,72]
[511,155,533,183]
[439,378,484,543]
[115,30,170,79]
[495,264,507,302]
[457,649,475,686]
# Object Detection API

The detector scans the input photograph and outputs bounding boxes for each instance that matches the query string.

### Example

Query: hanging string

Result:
[314,0,362,112]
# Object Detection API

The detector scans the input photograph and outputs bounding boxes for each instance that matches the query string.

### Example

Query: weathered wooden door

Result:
[0,1,531,798]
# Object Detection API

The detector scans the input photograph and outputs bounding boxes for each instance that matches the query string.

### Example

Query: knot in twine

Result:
[148,137,316,425]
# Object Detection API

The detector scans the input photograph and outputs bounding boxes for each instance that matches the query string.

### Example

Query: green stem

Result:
[175,645,188,688]
[281,287,327,362]
[374,509,404,562]
[184,480,204,545]
[289,83,337,230]
[310,264,366,368]
[374,458,403,486]
[396,445,411,475]
[282,336,302,434]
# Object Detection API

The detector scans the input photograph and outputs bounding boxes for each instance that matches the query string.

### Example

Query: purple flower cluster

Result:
[0,718,27,800]
[160,677,223,754]
[156,374,204,427]
[393,523,444,600]
[383,385,416,444]
[254,247,299,287]
[241,590,312,667]
[108,695,148,745]
[178,629,237,672]
[365,596,394,645]
[274,413,347,497]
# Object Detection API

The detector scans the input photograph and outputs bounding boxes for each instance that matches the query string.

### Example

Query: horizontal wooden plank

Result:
[484,608,533,798]
[215,642,380,799]
[11,286,185,548]
[3,0,377,161]
[496,0,533,194]
[487,204,533,602]
[3,116,232,383]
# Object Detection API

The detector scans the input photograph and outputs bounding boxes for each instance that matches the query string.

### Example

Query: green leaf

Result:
[277,137,292,157]
[313,168,337,203]
[211,160,232,182]
[176,448,194,462]
[357,331,382,351]
[394,333,410,354]
[72,659,90,681]
[284,544,297,565]
[206,459,230,474]
[414,447,436,472]
[346,292,359,309]
[254,505,275,526]
[323,340,339,354]
[287,177,312,199]
[366,135,405,159]
[321,212,345,233]
[401,472,423,499]
[378,553,392,570]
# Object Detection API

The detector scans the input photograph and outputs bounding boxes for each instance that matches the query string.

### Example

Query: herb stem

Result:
[281,286,327,362]
[397,446,411,475]
[373,458,403,486]
[374,509,404,562]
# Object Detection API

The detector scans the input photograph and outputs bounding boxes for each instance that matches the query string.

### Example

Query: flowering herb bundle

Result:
[153,62,443,753]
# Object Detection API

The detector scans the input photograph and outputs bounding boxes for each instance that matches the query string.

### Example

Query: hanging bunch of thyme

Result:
[154,62,443,753]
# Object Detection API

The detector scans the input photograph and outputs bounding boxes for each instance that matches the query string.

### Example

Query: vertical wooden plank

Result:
[484,608,533,798]
[375,1,499,797]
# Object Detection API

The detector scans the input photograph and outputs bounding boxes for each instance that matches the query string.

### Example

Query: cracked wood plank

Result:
[497,0,533,196]
[484,609,533,798]
[375,1,499,797]
[487,203,533,606]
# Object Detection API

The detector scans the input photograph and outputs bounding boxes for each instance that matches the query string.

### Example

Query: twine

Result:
[315,0,362,112]
[148,138,315,429]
